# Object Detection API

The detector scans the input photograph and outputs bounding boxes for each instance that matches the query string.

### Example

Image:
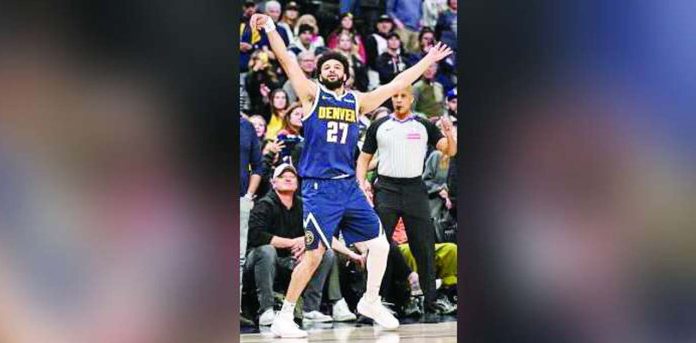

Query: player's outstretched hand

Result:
[426,42,453,63]
[250,14,270,31]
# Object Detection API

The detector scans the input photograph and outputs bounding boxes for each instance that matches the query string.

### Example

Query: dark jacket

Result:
[376,51,416,85]
[247,190,304,257]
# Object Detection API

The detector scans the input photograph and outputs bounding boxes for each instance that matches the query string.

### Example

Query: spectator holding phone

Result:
[276,104,305,166]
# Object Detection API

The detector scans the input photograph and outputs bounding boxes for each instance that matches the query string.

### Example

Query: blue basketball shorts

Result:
[302,177,383,250]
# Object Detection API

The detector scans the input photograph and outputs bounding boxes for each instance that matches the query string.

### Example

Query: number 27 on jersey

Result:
[326,121,348,144]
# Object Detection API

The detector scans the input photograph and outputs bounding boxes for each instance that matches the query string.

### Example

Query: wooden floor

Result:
[240,321,457,343]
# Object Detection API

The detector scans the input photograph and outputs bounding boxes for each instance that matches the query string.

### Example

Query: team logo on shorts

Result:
[305,231,315,245]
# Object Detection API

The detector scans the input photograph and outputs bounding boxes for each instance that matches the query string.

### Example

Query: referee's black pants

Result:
[374,175,438,311]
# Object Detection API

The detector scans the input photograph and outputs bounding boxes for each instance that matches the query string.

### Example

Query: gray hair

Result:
[297,51,316,61]
[264,0,281,11]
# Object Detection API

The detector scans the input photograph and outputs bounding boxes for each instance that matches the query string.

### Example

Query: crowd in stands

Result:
[239,0,458,327]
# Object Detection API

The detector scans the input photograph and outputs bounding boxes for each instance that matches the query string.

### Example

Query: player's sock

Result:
[364,234,389,303]
[279,300,296,319]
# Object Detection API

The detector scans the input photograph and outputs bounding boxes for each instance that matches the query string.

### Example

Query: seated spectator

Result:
[435,0,457,51]
[335,32,369,92]
[422,148,452,220]
[416,27,456,92]
[262,1,291,46]
[392,218,457,314]
[365,15,395,71]
[283,51,316,104]
[278,1,300,43]
[326,13,367,63]
[412,62,446,118]
[261,105,305,191]
[240,0,266,74]
[292,14,326,54]
[289,24,325,58]
[246,51,284,118]
[276,104,305,166]
[379,241,420,316]
[376,32,416,86]
[264,88,289,140]
[248,114,270,149]
[245,164,336,325]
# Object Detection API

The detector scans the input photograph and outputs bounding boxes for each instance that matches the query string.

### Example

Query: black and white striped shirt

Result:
[362,114,443,178]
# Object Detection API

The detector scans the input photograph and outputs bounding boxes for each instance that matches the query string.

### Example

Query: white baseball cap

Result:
[272,163,298,179]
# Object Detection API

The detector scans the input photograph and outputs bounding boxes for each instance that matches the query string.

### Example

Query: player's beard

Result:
[319,75,344,90]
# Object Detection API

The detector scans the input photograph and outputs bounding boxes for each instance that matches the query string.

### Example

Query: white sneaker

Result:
[270,313,308,338]
[357,296,399,330]
[303,310,333,322]
[332,298,357,322]
[258,308,276,326]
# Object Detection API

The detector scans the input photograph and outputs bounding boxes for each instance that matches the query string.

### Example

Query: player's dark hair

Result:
[316,51,350,77]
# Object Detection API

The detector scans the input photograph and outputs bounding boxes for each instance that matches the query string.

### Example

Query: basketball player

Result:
[249,13,453,338]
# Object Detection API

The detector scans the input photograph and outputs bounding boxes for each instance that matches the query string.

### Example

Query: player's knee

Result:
[304,248,325,269]
[368,235,389,254]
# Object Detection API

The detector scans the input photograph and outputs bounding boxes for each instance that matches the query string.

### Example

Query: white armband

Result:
[263,19,276,33]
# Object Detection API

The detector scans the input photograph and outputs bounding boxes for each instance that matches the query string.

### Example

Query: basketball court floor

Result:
[240,317,457,343]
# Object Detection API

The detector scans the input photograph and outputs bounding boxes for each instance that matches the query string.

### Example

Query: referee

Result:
[357,85,456,321]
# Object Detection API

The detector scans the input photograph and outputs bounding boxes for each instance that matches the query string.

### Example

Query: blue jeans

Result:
[245,244,335,313]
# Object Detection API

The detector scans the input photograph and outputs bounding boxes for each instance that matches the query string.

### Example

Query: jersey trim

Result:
[304,212,331,248]
[318,83,351,100]
[354,91,361,116]
[302,81,322,122]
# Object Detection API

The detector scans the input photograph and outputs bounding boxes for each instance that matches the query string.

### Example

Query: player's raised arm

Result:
[250,14,317,103]
[356,42,453,115]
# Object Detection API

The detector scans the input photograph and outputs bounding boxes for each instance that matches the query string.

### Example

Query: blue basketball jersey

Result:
[298,83,361,179]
